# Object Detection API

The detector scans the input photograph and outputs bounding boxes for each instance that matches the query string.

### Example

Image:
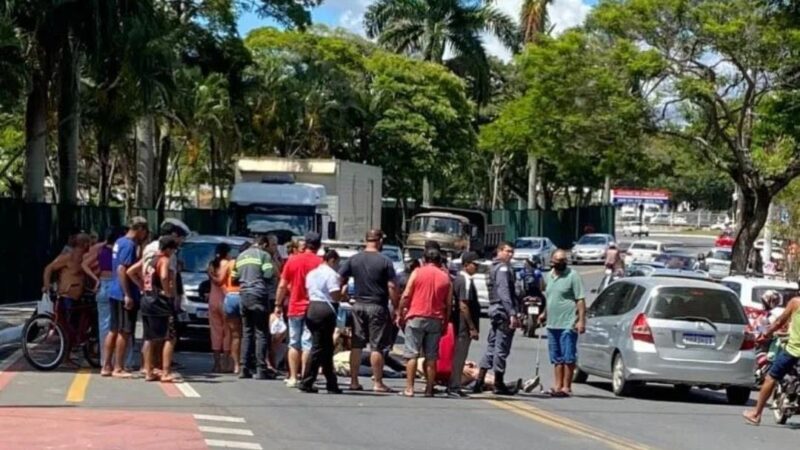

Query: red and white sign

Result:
[612,189,671,200]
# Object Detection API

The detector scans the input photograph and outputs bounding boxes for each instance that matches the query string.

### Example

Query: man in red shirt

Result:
[275,232,322,388]
[398,248,452,397]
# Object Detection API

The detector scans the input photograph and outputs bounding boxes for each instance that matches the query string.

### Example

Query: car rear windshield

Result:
[631,243,658,251]
[181,242,243,273]
[751,287,798,307]
[648,287,747,325]
[709,250,732,261]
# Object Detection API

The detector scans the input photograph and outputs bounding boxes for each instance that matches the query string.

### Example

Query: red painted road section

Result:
[160,381,184,398]
[0,408,207,449]
[0,356,24,392]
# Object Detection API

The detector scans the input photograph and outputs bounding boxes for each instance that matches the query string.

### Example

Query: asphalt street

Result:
[1,234,797,450]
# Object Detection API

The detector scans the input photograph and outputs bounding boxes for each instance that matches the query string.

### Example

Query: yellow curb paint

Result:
[66,369,92,403]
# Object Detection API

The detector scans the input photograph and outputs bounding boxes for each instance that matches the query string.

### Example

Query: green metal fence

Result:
[0,199,614,304]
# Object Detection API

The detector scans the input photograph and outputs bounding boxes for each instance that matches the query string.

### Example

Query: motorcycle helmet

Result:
[761,290,783,310]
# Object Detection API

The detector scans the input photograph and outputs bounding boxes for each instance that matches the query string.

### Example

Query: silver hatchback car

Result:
[575,277,756,405]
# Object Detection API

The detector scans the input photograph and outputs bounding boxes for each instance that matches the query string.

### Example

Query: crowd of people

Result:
[42,217,591,398]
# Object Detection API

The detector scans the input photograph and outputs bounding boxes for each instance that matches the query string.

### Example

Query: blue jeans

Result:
[547,328,578,365]
[96,279,113,364]
[288,317,312,351]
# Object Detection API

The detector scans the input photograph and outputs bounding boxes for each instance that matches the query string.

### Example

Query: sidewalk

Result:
[0,301,35,347]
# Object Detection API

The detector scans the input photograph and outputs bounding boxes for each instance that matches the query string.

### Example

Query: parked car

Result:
[649,213,671,226]
[513,237,556,269]
[706,248,733,279]
[653,251,698,271]
[574,277,756,405]
[571,234,616,265]
[180,235,252,332]
[720,275,799,319]
[622,221,650,238]
[624,240,669,265]
[626,265,711,281]
[448,257,492,312]
[715,233,735,248]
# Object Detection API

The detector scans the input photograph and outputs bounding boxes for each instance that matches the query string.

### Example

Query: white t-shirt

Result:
[306,263,341,304]
[143,240,178,272]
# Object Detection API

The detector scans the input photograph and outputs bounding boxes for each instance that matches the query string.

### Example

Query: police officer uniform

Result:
[474,258,520,395]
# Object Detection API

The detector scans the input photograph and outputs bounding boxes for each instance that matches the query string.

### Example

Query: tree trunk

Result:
[155,129,172,221]
[602,175,611,204]
[527,154,538,210]
[210,134,217,209]
[730,185,771,274]
[97,129,112,206]
[57,38,80,206]
[135,115,156,209]
[23,69,48,203]
[542,183,554,211]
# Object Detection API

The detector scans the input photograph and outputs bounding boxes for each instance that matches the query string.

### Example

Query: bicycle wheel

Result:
[22,314,66,371]
[82,326,101,368]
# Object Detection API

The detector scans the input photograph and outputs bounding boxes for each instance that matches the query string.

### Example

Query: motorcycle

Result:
[771,340,800,425]
[522,296,544,338]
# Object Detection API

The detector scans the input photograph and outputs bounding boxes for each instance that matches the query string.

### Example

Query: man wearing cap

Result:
[275,232,323,388]
[339,229,399,393]
[448,251,482,397]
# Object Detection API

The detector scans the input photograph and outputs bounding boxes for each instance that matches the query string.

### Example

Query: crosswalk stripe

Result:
[198,426,254,436]
[194,414,246,423]
[66,369,92,403]
[173,372,200,397]
[204,439,262,449]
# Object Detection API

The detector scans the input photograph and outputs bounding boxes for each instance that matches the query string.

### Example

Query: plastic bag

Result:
[270,313,288,336]
[37,292,54,316]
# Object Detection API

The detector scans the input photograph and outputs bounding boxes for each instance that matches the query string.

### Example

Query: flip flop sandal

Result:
[100,370,113,377]
[398,390,415,398]
[145,374,161,382]
[112,371,134,379]
[374,386,396,393]
[349,384,364,391]
[742,412,760,426]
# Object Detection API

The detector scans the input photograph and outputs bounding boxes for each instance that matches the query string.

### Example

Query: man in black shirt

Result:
[448,251,482,397]
[339,229,399,393]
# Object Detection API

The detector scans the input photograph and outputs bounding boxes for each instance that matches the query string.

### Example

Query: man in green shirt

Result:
[539,250,586,397]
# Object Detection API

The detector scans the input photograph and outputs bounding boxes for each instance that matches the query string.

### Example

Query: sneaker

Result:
[523,378,539,393]
[255,370,275,380]
[298,384,319,394]
[285,379,299,388]
[447,389,466,399]
[239,368,253,379]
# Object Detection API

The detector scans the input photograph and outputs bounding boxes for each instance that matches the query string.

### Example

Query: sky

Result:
[238,0,599,61]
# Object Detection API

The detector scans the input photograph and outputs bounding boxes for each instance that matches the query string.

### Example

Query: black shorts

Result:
[143,314,176,341]
[351,302,391,351]
[109,299,138,334]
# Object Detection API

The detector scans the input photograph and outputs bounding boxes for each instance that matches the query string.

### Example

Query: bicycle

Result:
[21,293,101,371]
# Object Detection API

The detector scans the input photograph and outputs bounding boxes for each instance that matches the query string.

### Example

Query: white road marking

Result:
[194,414,247,423]
[0,349,22,372]
[199,426,254,436]
[175,381,201,398]
[205,439,262,449]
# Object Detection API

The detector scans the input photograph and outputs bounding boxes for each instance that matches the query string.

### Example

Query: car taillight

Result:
[741,332,756,351]
[631,313,653,343]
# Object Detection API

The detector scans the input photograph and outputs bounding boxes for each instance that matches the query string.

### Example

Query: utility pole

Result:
[527,154,538,210]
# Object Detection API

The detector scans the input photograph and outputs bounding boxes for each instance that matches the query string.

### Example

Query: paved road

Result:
[1,235,796,450]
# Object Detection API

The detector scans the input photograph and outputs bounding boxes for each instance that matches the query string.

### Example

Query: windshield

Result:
[654,254,696,269]
[381,247,402,262]
[648,287,747,325]
[751,287,798,307]
[577,235,608,245]
[709,250,732,261]
[246,214,313,235]
[180,242,243,273]
[515,239,542,249]
[410,217,463,235]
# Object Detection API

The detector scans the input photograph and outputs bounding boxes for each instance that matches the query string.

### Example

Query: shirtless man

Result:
[42,233,92,364]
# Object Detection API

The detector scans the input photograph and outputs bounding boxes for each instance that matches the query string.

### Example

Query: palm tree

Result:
[364,0,519,104]
[520,0,552,44]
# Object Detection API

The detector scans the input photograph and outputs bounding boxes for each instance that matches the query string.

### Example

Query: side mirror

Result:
[327,221,337,240]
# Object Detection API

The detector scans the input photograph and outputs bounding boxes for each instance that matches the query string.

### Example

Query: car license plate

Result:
[177,312,190,323]
[683,333,714,346]
[527,306,539,315]
[196,309,208,319]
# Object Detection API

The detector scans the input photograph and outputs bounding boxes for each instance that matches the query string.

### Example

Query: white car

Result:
[706,248,732,280]
[720,275,798,317]
[622,221,650,238]
[449,257,492,312]
[624,240,669,265]
[710,222,735,231]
